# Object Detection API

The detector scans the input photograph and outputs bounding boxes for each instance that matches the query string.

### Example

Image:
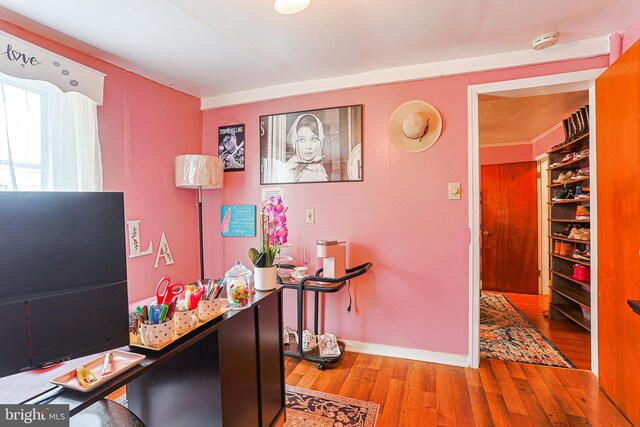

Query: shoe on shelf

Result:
[560,153,575,163]
[575,265,591,282]
[553,241,562,254]
[552,189,574,201]
[576,205,591,219]
[575,228,590,240]
[575,149,590,159]
[567,227,582,239]
[575,186,590,199]
[553,226,571,238]
[572,248,591,260]
[553,171,575,183]
[559,242,575,256]
[573,264,580,280]
[572,167,590,179]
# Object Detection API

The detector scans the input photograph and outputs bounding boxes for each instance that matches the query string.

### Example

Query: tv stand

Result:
[2,288,285,426]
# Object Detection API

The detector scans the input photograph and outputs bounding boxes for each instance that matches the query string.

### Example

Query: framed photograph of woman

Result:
[218,124,245,172]
[259,105,363,184]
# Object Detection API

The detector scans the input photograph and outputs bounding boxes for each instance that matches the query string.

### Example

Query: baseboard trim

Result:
[341,339,469,368]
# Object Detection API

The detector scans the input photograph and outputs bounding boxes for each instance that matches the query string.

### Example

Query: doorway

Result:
[468,69,605,372]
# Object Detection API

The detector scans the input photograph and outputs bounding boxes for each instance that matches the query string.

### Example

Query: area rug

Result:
[480,292,575,368]
[114,385,379,426]
[284,385,378,427]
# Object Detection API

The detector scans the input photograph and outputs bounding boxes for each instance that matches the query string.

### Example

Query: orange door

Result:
[481,161,538,294]
[597,39,640,426]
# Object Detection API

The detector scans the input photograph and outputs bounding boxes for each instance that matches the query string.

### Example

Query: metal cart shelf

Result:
[277,262,372,370]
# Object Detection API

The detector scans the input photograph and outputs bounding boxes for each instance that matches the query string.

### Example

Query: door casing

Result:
[467,68,605,372]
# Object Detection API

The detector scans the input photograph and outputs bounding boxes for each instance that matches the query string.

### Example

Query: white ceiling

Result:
[479,91,589,146]
[0,0,638,107]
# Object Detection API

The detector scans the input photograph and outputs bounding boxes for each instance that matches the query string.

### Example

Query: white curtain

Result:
[0,71,102,191]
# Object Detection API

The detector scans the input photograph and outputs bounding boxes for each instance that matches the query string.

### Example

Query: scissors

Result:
[155,277,184,306]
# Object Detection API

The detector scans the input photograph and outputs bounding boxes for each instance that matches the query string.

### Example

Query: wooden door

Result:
[481,161,538,293]
[596,39,640,426]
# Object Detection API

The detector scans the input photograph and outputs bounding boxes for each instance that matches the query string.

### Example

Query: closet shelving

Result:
[547,108,591,332]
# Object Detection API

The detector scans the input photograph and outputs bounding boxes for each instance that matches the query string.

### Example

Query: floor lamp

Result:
[175,155,223,280]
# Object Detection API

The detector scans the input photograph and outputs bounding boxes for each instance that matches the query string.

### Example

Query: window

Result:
[0,71,102,191]
[0,79,44,191]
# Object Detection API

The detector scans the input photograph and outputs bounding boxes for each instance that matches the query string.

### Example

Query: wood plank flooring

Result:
[285,354,630,426]
[500,291,591,370]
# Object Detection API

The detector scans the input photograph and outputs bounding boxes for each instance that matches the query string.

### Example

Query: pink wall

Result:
[480,144,532,165]
[0,21,203,302]
[203,55,609,356]
[532,126,565,159]
[622,19,640,53]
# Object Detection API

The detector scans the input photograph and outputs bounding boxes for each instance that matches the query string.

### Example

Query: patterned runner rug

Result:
[480,292,575,368]
[114,385,379,426]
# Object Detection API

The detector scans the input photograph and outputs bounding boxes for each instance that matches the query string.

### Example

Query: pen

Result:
[159,304,169,322]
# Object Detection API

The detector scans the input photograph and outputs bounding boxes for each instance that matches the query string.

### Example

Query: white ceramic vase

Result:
[254,266,277,291]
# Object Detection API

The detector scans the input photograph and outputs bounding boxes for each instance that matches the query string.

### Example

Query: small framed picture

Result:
[218,124,245,172]
[259,105,363,184]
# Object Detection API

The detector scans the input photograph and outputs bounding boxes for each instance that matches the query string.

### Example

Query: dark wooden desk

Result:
[2,287,285,427]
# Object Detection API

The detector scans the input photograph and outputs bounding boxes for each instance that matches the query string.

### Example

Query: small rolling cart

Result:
[277,262,372,370]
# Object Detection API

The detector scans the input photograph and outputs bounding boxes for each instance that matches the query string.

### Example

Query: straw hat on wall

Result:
[388,100,443,153]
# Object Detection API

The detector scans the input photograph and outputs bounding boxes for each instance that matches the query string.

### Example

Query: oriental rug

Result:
[480,292,575,368]
[114,385,379,426]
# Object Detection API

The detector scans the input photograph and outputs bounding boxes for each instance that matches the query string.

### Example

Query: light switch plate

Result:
[448,182,461,200]
[306,209,315,224]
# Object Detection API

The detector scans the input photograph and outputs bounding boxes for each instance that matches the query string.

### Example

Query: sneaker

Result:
[567,227,582,239]
[560,153,575,163]
[575,228,590,240]
[576,205,590,219]
[553,189,574,201]
[572,167,590,179]
[576,186,590,199]
[572,249,591,260]
[575,149,589,159]
[553,171,575,183]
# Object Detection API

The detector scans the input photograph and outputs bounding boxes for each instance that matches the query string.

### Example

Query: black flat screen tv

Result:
[0,192,129,378]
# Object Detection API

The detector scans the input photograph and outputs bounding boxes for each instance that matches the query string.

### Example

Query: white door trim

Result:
[467,68,605,371]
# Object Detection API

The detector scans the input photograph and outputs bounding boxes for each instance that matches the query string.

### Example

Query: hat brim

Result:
[388,100,442,153]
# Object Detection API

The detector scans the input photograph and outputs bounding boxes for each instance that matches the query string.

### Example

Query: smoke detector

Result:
[532,32,560,50]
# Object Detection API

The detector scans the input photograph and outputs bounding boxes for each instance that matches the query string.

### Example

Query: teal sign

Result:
[220,205,256,237]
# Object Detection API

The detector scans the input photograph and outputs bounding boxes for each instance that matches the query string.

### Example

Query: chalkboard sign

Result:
[220,205,256,237]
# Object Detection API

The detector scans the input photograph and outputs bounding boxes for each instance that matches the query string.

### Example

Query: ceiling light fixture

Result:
[274,0,310,15]
[532,32,560,50]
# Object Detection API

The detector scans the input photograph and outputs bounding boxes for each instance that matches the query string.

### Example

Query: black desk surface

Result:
[0,287,282,415]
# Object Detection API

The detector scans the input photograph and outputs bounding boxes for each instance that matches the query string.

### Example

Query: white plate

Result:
[50,350,145,392]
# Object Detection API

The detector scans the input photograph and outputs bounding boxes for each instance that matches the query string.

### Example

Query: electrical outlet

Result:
[448,182,461,200]
[306,209,315,224]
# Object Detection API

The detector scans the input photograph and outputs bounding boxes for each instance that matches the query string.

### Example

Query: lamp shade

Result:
[175,155,223,189]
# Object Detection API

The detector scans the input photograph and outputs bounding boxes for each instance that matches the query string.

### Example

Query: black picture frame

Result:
[259,105,363,184]
[218,124,245,172]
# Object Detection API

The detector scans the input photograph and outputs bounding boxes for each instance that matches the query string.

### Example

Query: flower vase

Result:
[254,266,277,291]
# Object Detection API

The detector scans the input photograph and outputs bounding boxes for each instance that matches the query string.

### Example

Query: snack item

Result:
[76,366,97,388]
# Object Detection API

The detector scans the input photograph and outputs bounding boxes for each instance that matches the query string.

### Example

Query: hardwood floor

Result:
[285,353,630,426]
[500,291,591,370]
